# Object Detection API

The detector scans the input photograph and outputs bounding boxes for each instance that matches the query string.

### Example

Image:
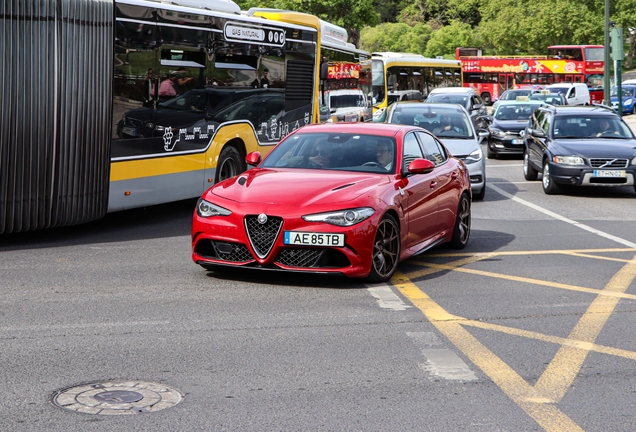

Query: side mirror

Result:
[532,129,545,138]
[478,130,490,139]
[320,61,329,81]
[245,151,261,166]
[407,158,435,175]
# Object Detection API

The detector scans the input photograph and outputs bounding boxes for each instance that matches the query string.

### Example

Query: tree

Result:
[359,22,433,54]
[425,21,480,58]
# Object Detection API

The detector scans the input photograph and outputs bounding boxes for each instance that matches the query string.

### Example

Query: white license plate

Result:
[122,127,136,136]
[593,170,626,177]
[511,139,523,144]
[284,231,344,247]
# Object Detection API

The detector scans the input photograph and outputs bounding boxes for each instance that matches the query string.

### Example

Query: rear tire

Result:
[215,145,246,183]
[542,159,561,194]
[449,193,471,249]
[481,93,492,105]
[366,214,401,283]
[523,150,538,180]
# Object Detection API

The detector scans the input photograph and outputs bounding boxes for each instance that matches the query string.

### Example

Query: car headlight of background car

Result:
[302,207,375,227]
[552,156,585,165]
[631,156,636,165]
[489,127,506,138]
[196,198,232,217]
[625,98,633,106]
[463,147,483,164]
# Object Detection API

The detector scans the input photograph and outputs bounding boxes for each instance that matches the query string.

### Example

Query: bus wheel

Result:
[482,93,492,105]
[215,145,246,183]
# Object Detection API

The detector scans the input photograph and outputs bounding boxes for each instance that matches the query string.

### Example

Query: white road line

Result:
[419,349,478,381]
[488,183,636,248]
[485,164,523,167]
[367,284,411,310]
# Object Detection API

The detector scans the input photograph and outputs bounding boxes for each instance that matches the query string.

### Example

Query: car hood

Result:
[551,139,636,158]
[210,168,388,206]
[491,120,529,131]
[436,137,479,157]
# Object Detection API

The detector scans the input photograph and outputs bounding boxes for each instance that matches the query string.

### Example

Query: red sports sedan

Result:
[192,122,471,282]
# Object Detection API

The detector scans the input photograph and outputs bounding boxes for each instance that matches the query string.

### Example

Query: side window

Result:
[417,131,447,165]
[541,113,552,134]
[532,110,545,130]
[402,132,425,168]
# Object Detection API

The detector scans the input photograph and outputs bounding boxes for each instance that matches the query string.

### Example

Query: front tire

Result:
[366,214,401,283]
[481,93,492,105]
[486,142,496,159]
[215,145,246,183]
[523,150,538,180]
[449,193,471,249]
[542,159,561,194]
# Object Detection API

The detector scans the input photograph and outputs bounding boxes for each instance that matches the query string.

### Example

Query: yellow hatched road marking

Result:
[392,250,636,431]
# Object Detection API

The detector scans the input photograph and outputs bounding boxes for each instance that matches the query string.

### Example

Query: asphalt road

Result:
[1,133,636,431]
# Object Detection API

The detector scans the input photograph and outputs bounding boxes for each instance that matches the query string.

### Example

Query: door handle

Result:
[430,181,438,188]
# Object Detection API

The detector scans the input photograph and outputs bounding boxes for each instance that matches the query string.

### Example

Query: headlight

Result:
[196,198,232,218]
[552,156,585,165]
[154,125,165,131]
[302,207,375,226]
[626,99,633,105]
[463,147,483,164]
[631,156,636,165]
[489,127,505,137]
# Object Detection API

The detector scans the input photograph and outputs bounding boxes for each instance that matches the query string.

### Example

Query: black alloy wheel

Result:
[449,193,471,249]
[215,145,246,183]
[367,215,401,283]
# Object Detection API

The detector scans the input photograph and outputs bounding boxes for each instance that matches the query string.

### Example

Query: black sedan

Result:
[485,101,544,158]
[523,105,636,195]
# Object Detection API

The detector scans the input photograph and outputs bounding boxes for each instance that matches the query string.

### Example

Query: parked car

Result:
[192,122,472,282]
[544,83,590,106]
[492,89,537,110]
[321,89,372,122]
[485,100,544,159]
[424,88,488,131]
[610,85,636,115]
[384,101,488,199]
[523,105,636,195]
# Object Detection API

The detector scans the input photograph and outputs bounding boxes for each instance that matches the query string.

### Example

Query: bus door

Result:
[497,73,514,98]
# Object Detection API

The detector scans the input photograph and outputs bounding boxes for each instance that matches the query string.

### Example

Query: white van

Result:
[545,83,590,106]
[321,89,372,122]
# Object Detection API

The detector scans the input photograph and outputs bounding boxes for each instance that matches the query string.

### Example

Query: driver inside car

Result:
[376,142,394,171]
[433,115,459,135]
[593,119,620,137]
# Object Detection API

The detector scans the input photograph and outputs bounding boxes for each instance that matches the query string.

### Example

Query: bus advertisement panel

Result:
[456,45,604,104]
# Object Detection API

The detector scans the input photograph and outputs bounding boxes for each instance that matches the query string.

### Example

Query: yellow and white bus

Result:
[371,52,462,114]
[1,0,368,233]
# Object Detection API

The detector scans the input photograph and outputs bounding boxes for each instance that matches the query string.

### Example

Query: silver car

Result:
[384,102,488,199]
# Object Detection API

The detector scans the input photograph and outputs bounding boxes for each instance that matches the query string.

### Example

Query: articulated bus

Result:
[371,52,462,113]
[456,45,605,104]
[0,0,367,234]
[248,9,372,123]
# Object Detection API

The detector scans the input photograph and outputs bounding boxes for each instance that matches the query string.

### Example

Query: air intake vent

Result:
[284,60,314,111]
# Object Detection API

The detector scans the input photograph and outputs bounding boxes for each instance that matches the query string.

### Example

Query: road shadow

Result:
[0,198,197,251]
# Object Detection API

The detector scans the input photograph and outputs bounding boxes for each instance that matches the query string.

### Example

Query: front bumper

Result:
[488,136,525,155]
[548,164,636,187]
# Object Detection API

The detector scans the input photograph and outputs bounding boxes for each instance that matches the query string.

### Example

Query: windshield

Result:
[494,103,542,120]
[425,94,469,108]
[330,93,365,109]
[611,86,636,97]
[584,47,605,61]
[389,105,474,139]
[553,116,634,139]
[372,59,386,106]
[529,94,564,105]
[261,132,397,174]
[502,90,532,100]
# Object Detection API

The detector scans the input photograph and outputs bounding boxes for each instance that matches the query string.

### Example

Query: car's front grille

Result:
[589,158,629,168]
[276,248,324,267]
[245,215,283,259]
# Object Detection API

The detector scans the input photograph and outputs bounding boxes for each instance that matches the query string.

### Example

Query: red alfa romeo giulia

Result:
[192,123,472,282]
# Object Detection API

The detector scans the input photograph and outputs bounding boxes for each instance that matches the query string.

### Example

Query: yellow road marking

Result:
[393,271,584,432]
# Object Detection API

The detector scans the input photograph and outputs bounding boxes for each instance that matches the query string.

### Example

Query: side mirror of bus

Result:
[320,62,329,81]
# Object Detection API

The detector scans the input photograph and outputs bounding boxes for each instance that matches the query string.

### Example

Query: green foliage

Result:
[425,21,479,58]
[359,23,432,54]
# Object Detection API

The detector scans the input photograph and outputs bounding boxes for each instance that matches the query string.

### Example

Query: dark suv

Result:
[523,105,636,195]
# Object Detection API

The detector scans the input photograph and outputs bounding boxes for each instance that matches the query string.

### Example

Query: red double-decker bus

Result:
[456,45,604,104]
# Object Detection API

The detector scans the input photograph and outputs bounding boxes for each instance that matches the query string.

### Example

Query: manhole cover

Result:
[52,380,184,415]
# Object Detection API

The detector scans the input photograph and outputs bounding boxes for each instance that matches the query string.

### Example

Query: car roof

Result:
[391,101,469,113]
[496,100,543,106]
[428,87,475,95]
[539,105,619,116]
[297,121,416,136]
